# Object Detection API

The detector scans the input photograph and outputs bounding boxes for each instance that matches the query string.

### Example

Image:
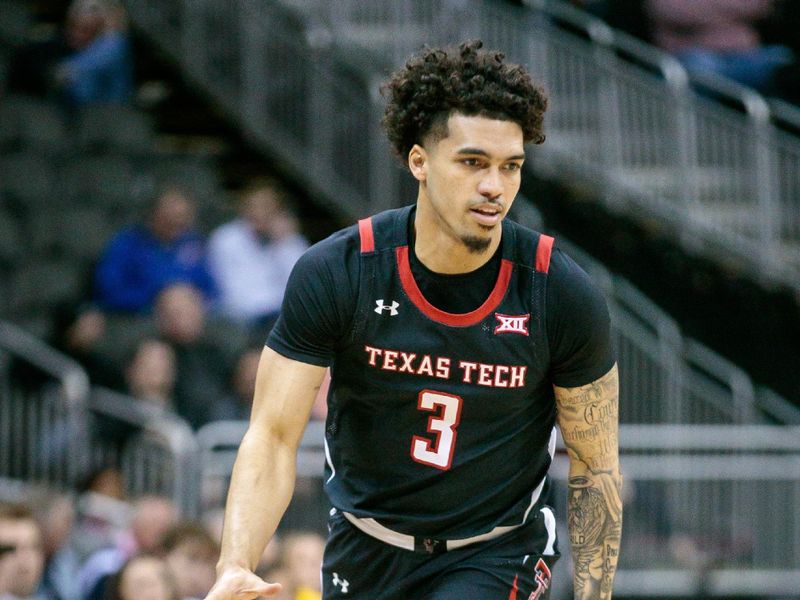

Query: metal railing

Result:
[89,387,200,516]
[0,321,200,515]
[545,425,800,596]
[189,418,800,597]
[123,0,800,292]
[0,321,90,487]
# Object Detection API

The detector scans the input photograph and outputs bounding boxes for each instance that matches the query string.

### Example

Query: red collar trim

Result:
[396,245,513,327]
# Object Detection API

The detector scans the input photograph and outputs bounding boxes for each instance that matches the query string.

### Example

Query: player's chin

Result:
[461,233,493,253]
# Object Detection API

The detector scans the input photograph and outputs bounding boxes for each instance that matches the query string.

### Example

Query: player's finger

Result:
[241,582,283,597]
[205,572,282,600]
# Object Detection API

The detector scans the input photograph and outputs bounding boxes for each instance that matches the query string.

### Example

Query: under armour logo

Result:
[375,299,399,316]
[494,313,530,336]
[332,572,349,593]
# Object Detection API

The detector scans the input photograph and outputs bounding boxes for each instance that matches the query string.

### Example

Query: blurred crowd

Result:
[576,0,800,104]
[3,4,323,599]
[54,177,315,431]
[0,491,325,600]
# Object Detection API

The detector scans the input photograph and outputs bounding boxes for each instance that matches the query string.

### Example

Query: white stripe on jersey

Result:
[324,437,336,483]
[541,506,557,555]
[520,427,559,524]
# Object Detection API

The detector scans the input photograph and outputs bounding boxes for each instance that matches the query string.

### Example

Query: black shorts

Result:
[321,508,560,600]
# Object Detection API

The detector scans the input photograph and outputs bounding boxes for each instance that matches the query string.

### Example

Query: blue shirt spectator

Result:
[57,0,134,106]
[94,186,217,313]
[60,30,133,105]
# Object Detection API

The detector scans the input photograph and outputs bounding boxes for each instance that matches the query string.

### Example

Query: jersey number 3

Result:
[411,390,463,470]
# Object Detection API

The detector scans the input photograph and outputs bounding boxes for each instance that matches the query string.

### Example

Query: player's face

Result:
[411,113,525,254]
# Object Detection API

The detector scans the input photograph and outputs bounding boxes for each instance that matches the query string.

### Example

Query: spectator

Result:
[55,0,133,107]
[77,496,177,600]
[87,337,178,457]
[70,468,130,563]
[0,502,53,600]
[645,0,793,93]
[207,347,260,422]
[105,554,180,600]
[53,304,123,389]
[124,337,177,412]
[38,493,81,600]
[153,284,231,429]
[161,523,219,600]
[208,180,308,332]
[94,184,216,314]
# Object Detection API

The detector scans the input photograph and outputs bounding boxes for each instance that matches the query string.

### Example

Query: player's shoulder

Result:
[503,218,557,270]
[546,245,609,316]
[357,205,415,251]
[548,246,588,282]
[290,221,362,284]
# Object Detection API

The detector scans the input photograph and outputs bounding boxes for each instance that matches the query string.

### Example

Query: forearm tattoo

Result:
[556,366,622,600]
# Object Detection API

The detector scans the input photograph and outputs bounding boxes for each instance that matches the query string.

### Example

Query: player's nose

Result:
[477,168,503,199]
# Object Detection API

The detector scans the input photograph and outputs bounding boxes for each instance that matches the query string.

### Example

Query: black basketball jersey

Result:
[321,205,559,539]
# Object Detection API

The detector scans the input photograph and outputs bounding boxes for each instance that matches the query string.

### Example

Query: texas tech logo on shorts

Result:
[528,558,551,600]
[494,313,530,336]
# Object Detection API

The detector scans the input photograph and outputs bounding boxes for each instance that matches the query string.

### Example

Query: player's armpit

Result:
[554,364,622,600]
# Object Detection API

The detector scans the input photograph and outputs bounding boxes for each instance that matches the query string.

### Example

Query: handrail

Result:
[90,387,201,516]
[529,0,688,85]
[619,424,800,450]
[0,321,90,407]
[531,0,768,119]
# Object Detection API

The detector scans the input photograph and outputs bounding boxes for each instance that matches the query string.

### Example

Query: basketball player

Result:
[206,40,622,600]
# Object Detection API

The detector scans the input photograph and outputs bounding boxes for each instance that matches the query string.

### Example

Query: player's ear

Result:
[408,145,427,182]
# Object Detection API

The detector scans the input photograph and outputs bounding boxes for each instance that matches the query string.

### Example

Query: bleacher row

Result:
[0,91,229,337]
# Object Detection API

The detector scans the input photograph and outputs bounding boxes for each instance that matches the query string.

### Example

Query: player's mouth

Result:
[469,204,503,226]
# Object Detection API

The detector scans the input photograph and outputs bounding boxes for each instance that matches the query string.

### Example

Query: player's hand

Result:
[205,566,283,599]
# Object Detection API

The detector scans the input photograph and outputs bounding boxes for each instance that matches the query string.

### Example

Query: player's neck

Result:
[412,201,502,275]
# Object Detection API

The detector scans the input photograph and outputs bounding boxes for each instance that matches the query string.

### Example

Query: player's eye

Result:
[504,162,522,172]
[462,158,481,167]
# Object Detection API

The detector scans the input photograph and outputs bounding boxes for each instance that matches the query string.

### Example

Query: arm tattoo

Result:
[568,473,622,600]
[555,365,622,600]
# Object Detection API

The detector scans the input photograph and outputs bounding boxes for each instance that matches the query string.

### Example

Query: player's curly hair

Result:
[382,39,547,161]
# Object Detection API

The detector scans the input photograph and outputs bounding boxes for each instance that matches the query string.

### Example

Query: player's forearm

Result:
[216,428,297,573]
[554,365,622,599]
[567,462,622,600]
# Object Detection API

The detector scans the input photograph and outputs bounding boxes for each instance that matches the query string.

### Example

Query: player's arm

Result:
[207,346,327,599]
[554,364,622,600]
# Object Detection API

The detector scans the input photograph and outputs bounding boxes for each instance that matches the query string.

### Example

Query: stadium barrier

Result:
[0,321,200,516]
[195,419,326,512]
[123,0,799,292]
[548,426,800,596]
[0,321,90,488]
[89,387,200,517]
[191,419,800,597]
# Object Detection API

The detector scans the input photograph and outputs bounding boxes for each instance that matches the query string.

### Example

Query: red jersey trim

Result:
[358,217,375,253]
[396,245,513,327]
[536,234,554,273]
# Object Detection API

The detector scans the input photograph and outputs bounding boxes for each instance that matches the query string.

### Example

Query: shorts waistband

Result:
[340,510,523,554]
